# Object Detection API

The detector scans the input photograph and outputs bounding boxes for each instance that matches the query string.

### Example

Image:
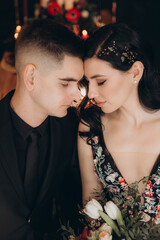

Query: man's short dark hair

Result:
[15,19,84,61]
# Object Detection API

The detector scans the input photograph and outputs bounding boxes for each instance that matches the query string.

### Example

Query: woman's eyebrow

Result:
[86,74,106,79]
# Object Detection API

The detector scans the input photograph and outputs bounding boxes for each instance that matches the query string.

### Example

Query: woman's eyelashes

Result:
[97,80,106,86]
[85,79,106,86]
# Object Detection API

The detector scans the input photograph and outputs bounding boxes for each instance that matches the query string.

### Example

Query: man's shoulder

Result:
[0,90,14,108]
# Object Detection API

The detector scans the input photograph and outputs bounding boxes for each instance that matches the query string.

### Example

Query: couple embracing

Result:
[0,19,159,240]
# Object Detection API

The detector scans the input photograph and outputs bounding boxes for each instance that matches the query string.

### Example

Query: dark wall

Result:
[0,0,37,60]
[91,0,113,12]
[0,0,16,59]
[1,0,160,69]
[116,0,160,70]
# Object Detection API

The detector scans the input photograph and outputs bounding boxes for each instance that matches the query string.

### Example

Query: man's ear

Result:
[130,61,144,84]
[23,64,37,91]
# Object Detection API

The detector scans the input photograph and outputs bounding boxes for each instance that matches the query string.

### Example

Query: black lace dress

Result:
[91,135,160,224]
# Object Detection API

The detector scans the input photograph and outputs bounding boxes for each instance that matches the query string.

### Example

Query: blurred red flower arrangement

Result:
[65,7,81,22]
[47,2,61,16]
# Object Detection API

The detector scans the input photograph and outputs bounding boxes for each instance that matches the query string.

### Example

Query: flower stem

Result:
[99,210,121,237]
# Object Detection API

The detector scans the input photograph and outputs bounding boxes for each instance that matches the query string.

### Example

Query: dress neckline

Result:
[107,152,160,187]
[91,135,160,218]
[99,120,160,185]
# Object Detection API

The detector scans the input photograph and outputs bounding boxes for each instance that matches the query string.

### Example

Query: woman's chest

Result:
[108,152,159,183]
[93,144,160,218]
[102,119,160,154]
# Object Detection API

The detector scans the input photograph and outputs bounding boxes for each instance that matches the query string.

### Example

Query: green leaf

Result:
[128,230,135,239]
[126,235,132,240]
[121,191,128,198]
[135,195,141,203]
[98,210,121,237]
[117,210,126,228]
[61,225,67,231]
[136,227,140,235]
[113,197,124,206]
[142,176,149,184]
[133,221,143,228]
[141,227,148,235]
[129,181,138,189]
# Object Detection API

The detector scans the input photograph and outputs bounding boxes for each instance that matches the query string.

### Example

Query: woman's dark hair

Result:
[78,23,160,144]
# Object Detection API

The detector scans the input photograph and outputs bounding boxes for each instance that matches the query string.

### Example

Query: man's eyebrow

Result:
[59,77,84,82]
[59,78,78,82]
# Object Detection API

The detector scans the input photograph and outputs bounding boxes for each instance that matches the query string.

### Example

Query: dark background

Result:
[0,0,160,67]
[116,0,160,69]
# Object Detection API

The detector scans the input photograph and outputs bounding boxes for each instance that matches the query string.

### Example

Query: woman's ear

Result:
[130,61,144,84]
[23,64,37,91]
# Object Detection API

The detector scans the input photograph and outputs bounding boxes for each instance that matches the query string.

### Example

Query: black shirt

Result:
[9,104,50,189]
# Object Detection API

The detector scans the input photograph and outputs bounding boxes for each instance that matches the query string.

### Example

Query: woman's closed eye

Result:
[97,80,106,86]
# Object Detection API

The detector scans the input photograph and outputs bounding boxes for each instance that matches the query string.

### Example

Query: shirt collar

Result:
[9,103,49,140]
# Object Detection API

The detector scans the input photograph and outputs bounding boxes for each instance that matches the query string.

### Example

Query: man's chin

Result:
[51,109,68,118]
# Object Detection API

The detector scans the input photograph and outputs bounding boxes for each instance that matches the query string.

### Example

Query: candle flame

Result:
[14,32,19,39]
[16,25,21,32]
[82,29,88,36]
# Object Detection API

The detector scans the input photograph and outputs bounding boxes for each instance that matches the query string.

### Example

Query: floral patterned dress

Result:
[91,136,160,224]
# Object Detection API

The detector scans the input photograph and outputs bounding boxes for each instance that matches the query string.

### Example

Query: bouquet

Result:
[61,177,160,240]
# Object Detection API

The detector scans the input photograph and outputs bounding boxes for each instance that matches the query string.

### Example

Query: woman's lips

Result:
[96,101,106,107]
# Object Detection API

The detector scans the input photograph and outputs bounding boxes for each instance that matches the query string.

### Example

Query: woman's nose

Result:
[88,84,99,99]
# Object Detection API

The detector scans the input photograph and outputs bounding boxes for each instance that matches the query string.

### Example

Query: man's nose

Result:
[71,86,81,102]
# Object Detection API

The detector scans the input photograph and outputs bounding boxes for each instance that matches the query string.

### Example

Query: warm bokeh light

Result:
[80,87,86,97]
[82,29,87,36]
[96,21,101,28]
[14,25,22,39]
[14,32,19,39]
[81,29,89,39]
[16,25,21,32]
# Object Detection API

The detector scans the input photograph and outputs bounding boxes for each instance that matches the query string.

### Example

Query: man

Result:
[0,19,84,240]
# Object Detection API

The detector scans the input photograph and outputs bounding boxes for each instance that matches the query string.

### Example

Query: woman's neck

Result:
[116,93,159,127]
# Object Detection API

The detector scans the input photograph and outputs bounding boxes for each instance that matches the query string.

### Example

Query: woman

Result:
[78,23,160,223]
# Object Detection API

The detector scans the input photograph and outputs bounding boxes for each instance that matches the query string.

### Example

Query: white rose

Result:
[84,199,103,219]
[139,211,151,222]
[99,223,112,234]
[99,231,112,240]
[104,201,119,220]
[104,201,125,228]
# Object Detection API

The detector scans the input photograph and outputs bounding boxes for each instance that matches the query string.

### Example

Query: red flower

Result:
[47,2,61,16]
[75,236,82,240]
[65,8,81,22]
[87,230,92,237]
[118,177,125,184]
[81,227,88,238]
[147,181,153,188]
[129,210,133,215]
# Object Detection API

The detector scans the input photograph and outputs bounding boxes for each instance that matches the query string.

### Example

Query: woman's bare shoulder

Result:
[78,120,90,132]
